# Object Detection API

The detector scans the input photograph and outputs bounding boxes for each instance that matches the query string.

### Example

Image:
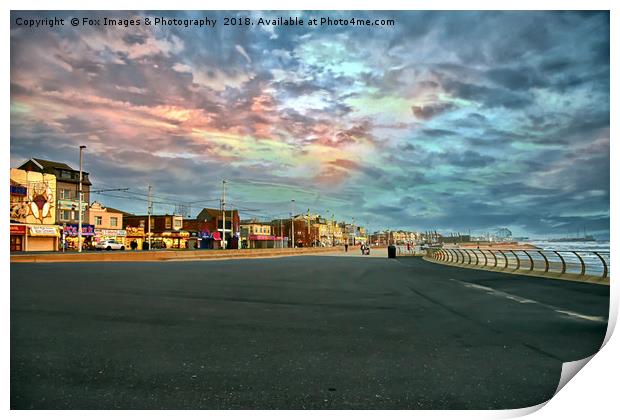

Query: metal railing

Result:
[396,245,425,256]
[427,248,610,280]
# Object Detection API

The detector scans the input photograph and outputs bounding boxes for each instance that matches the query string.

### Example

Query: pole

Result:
[352,217,355,246]
[307,208,311,246]
[280,218,283,248]
[221,180,226,249]
[291,199,295,248]
[147,185,152,250]
[332,213,335,247]
[78,145,86,253]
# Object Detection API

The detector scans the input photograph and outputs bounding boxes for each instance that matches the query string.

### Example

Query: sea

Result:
[521,240,610,276]
[526,240,610,253]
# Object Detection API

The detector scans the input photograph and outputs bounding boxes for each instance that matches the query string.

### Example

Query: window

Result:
[95,216,102,226]
[61,210,71,221]
[173,218,182,229]
[110,217,118,227]
[165,218,172,229]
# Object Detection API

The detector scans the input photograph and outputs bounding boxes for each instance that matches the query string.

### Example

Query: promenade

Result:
[11,255,608,409]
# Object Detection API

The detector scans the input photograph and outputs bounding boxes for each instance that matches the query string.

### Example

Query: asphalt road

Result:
[11,256,609,409]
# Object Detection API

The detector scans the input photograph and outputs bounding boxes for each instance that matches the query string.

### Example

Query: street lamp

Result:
[78,145,86,253]
[291,199,295,248]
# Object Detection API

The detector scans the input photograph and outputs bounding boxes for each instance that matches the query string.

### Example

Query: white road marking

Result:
[449,278,606,323]
[554,310,607,323]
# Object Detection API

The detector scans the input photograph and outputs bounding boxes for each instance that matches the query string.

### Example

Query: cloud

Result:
[411,102,456,120]
[9,10,610,237]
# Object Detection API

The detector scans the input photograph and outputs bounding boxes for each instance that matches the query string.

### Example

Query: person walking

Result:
[344,243,348,252]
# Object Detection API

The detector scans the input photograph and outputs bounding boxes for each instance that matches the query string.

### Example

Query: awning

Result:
[29,226,60,237]
[249,235,276,241]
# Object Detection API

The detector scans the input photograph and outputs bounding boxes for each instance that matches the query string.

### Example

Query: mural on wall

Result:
[9,168,57,224]
[28,181,55,223]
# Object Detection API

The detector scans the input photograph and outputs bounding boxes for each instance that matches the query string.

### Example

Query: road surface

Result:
[11,256,609,409]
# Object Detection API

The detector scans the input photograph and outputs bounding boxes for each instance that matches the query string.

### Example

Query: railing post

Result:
[491,250,498,267]
[456,249,465,264]
[481,249,488,267]
[593,252,608,279]
[523,250,534,271]
[498,250,509,269]
[465,249,472,265]
[472,250,479,265]
[510,250,520,270]
[572,251,586,276]
[538,250,550,273]
[553,251,566,274]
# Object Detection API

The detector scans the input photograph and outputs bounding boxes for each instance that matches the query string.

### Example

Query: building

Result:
[10,168,61,251]
[89,201,127,245]
[297,213,322,247]
[18,158,92,227]
[240,219,289,249]
[124,214,188,249]
[196,208,241,249]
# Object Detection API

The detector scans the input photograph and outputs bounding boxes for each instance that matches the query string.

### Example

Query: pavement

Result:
[11,255,609,409]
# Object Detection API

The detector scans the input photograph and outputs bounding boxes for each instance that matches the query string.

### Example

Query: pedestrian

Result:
[345,243,348,252]
[360,242,365,255]
[130,239,137,251]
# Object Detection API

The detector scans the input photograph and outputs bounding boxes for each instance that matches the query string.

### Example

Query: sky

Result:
[9,11,610,238]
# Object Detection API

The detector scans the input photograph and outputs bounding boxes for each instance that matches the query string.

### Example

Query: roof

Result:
[30,158,75,171]
[196,208,239,221]
[103,206,133,215]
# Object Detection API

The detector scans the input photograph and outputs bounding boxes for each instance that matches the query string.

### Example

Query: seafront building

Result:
[183,208,240,249]
[89,201,127,246]
[124,213,188,249]
[10,168,61,251]
[11,157,378,252]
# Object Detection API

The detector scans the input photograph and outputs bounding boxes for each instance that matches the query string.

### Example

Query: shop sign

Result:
[64,224,95,236]
[10,225,27,234]
[161,231,190,238]
[10,185,27,196]
[126,226,145,236]
[29,226,60,236]
[58,200,88,210]
[96,229,126,237]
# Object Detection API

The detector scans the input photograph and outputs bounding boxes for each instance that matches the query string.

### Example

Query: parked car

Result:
[95,239,125,251]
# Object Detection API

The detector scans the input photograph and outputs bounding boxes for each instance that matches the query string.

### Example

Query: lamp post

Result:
[291,199,295,248]
[221,179,227,249]
[78,145,86,253]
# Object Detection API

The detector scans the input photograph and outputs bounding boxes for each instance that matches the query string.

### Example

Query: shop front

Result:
[158,231,190,249]
[27,225,61,251]
[125,226,145,249]
[247,234,279,249]
[10,224,27,252]
[62,224,95,250]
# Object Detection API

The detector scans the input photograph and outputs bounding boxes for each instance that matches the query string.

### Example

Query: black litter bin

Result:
[388,245,396,258]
